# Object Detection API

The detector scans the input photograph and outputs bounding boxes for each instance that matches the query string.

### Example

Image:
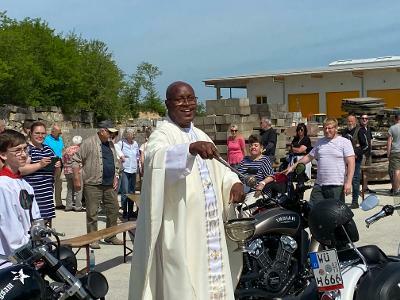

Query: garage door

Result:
[367,89,400,108]
[288,93,319,118]
[326,91,360,118]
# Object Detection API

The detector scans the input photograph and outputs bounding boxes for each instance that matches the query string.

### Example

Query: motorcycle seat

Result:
[337,245,389,265]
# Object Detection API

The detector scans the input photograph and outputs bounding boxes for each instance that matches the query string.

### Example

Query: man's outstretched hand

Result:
[229,182,245,204]
[189,141,219,160]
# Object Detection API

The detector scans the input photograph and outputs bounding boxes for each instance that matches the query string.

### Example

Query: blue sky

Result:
[2,0,400,101]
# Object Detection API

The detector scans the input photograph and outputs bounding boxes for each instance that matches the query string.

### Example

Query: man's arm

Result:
[387,135,393,158]
[285,153,314,174]
[344,155,355,195]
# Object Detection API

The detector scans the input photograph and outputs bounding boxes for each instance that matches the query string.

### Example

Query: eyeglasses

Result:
[231,129,238,132]
[33,132,46,136]
[9,146,28,157]
[171,96,198,105]
[297,128,304,132]
[361,117,369,120]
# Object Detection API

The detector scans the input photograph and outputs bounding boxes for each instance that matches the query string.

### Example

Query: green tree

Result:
[196,101,206,116]
[122,62,166,118]
[0,12,124,120]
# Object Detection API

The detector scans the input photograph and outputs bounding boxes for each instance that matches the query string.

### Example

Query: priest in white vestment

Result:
[129,81,245,300]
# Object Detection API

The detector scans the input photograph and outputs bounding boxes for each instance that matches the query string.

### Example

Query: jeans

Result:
[352,158,362,204]
[121,171,137,215]
[310,184,345,206]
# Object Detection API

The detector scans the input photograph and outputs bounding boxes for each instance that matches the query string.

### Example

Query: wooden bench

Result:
[61,221,136,272]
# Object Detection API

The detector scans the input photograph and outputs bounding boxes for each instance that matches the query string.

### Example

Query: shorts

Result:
[389,152,400,171]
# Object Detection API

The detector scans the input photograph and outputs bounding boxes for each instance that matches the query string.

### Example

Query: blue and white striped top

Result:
[237,155,274,195]
[24,144,56,219]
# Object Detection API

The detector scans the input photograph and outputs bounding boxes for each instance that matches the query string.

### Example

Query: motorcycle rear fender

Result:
[339,263,366,300]
[355,262,400,300]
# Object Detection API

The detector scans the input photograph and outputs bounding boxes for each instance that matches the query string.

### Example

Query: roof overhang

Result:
[203,61,400,88]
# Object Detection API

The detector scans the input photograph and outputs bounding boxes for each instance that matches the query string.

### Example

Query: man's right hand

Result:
[189,141,219,160]
[283,164,296,175]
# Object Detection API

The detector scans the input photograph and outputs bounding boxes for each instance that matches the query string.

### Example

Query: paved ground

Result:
[52,181,399,299]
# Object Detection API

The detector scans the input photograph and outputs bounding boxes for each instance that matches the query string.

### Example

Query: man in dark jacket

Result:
[343,114,369,209]
[259,117,277,162]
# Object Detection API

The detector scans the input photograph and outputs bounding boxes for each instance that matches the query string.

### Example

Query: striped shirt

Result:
[24,144,56,219]
[309,136,354,186]
[237,155,274,195]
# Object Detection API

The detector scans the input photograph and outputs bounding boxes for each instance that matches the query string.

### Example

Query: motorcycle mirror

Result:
[360,194,379,211]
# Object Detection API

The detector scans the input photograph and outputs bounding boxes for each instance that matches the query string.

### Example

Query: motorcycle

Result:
[307,195,400,300]
[223,162,319,300]
[0,219,108,300]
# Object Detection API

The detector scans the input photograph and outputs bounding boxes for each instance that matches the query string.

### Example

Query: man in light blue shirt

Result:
[44,124,64,209]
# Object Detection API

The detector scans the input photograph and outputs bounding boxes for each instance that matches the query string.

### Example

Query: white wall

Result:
[246,68,400,113]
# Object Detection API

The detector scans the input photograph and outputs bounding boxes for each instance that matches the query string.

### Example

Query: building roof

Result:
[204,56,400,88]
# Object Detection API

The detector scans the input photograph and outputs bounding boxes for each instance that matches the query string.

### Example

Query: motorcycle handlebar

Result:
[365,205,395,228]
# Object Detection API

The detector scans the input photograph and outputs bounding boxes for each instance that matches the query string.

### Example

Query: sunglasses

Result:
[231,130,238,132]
[361,117,369,120]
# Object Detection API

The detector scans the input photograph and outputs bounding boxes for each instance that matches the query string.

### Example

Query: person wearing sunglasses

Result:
[342,114,369,209]
[289,123,312,179]
[0,130,41,269]
[359,115,375,194]
[227,124,246,168]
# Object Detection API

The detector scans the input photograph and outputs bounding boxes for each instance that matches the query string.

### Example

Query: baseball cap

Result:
[98,120,118,133]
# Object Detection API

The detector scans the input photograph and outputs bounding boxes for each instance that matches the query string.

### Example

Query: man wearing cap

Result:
[72,120,123,249]
[387,113,400,196]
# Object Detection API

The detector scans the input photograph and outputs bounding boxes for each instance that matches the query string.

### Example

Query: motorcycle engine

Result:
[246,235,298,293]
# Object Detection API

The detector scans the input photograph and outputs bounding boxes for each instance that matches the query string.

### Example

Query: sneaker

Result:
[55,205,66,210]
[349,203,359,209]
[104,237,124,245]
[90,242,101,249]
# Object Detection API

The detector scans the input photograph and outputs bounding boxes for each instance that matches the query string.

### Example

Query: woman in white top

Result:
[116,128,140,219]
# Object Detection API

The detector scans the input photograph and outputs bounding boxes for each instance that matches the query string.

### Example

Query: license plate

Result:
[309,249,344,292]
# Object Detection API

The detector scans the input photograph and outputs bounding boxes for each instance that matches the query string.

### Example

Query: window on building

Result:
[256,96,267,104]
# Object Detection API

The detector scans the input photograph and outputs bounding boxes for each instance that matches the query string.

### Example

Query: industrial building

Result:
[204,56,400,118]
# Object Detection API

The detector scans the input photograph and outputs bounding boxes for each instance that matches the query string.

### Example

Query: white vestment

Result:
[0,176,41,268]
[129,119,243,300]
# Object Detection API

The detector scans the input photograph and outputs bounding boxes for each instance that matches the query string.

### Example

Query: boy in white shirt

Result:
[0,130,41,268]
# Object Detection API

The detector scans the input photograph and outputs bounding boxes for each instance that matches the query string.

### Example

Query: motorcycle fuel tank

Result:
[253,207,300,237]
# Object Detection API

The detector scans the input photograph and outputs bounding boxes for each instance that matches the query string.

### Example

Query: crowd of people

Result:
[0,81,399,299]
[0,118,149,259]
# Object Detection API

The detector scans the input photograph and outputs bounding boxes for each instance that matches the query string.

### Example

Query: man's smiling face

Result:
[166,82,197,128]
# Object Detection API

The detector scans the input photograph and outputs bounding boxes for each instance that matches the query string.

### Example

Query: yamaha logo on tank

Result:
[275,214,296,224]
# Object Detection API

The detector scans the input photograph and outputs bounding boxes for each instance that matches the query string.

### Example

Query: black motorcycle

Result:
[0,218,108,300]
[225,163,318,300]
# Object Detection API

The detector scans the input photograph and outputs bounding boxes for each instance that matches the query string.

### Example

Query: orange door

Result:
[326,91,360,118]
[367,89,400,108]
[288,93,319,118]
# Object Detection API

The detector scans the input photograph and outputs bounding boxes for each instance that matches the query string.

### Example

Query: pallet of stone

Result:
[341,97,385,114]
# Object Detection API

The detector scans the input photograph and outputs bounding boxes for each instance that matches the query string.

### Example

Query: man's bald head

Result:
[166,81,194,100]
[51,124,62,139]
